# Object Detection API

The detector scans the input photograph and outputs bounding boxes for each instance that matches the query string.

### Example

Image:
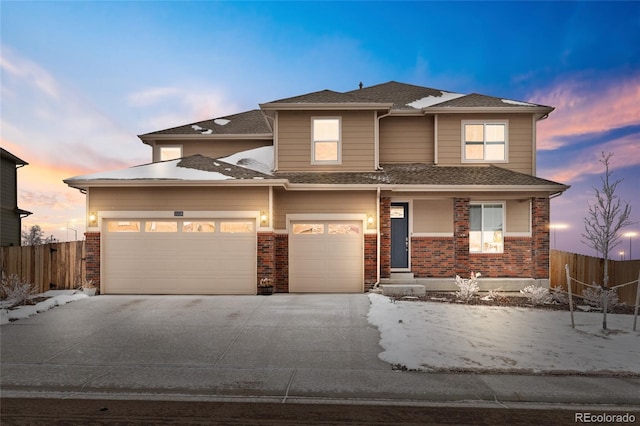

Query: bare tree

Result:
[21,225,44,246]
[581,151,635,287]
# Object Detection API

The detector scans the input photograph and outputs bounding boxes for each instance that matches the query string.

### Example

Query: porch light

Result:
[367,215,375,228]
[89,212,97,226]
[260,212,268,226]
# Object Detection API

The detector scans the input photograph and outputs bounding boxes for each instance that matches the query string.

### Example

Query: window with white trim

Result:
[159,146,182,161]
[463,121,507,162]
[469,203,504,253]
[312,118,341,164]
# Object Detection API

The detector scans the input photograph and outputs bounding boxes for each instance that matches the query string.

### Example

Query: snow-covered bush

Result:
[454,272,480,302]
[520,285,551,305]
[583,285,619,312]
[1,272,36,307]
[550,285,567,304]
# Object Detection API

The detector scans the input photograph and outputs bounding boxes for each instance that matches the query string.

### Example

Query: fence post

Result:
[634,270,640,332]
[565,264,574,329]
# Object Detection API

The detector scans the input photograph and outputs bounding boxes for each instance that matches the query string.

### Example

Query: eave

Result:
[139,133,273,145]
[425,106,555,115]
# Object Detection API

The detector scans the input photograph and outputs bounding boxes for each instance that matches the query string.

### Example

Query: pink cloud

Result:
[530,74,640,150]
[539,133,640,184]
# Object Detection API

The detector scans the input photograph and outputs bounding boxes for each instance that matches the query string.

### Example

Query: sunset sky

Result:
[2,1,639,258]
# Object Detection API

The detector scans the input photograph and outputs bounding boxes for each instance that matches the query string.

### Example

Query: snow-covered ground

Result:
[368,293,639,374]
[0,290,88,325]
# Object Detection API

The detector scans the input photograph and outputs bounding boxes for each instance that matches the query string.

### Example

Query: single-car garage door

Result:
[289,220,363,293]
[103,219,256,294]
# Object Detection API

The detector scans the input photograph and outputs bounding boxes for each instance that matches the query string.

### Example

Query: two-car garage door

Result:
[102,219,256,294]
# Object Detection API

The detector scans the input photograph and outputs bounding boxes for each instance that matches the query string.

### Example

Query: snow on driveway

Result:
[367,293,639,374]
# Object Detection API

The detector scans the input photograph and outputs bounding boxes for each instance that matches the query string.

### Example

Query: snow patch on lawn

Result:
[367,293,639,374]
[1,291,89,325]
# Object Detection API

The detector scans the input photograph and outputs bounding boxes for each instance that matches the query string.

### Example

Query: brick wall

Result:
[411,237,455,277]
[257,232,275,290]
[84,232,101,291]
[364,234,377,290]
[453,198,470,276]
[275,234,288,293]
[469,237,533,277]
[532,197,550,279]
[380,197,391,278]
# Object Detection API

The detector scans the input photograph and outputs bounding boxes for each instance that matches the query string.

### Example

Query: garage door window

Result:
[183,222,216,233]
[293,224,325,235]
[108,221,140,232]
[328,224,360,235]
[145,221,178,232]
[220,221,254,233]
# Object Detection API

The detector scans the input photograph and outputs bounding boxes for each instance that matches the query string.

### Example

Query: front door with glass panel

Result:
[391,203,409,269]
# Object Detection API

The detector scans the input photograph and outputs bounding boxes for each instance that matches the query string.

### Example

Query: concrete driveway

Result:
[2,294,639,408]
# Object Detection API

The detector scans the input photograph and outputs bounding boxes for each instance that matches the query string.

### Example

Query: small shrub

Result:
[77,279,95,290]
[1,272,37,307]
[582,285,619,312]
[454,272,480,303]
[550,285,567,304]
[520,285,551,305]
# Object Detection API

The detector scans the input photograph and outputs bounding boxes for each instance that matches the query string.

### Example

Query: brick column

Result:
[454,198,470,276]
[275,234,289,293]
[364,234,377,290]
[84,232,101,291]
[532,197,550,279]
[257,232,275,291]
[380,197,391,278]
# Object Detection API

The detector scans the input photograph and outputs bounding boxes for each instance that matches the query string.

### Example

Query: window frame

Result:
[461,120,508,163]
[469,202,505,254]
[311,117,342,165]
[158,145,183,162]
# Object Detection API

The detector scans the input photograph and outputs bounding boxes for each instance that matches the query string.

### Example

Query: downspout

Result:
[373,185,381,289]
[375,109,392,170]
[263,112,277,172]
[434,114,438,165]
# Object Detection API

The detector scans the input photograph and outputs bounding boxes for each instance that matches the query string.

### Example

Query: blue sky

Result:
[2,1,639,258]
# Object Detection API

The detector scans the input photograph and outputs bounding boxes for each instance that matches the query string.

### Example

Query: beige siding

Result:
[274,190,376,229]
[379,116,434,164]
[155,140,272,161]
[90,187,268,213]
[506,199,531,233]
[277,110,375,171]
[413,199,453,233]
[437,114,534,174]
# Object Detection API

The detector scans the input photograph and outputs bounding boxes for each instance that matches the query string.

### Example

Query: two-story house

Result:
[65,81,569,294]
[1,148,32,247]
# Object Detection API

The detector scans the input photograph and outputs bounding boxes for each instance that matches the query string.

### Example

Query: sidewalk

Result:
[1,294,639,409]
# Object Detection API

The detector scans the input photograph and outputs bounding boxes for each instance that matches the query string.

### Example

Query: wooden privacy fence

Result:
[1,241,86,293]
[550,249,640,307]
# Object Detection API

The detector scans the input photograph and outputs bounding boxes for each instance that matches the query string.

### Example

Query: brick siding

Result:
[275,233,288,293]
[364,234,377,290]
[257,232,275,291]
[380,197,391,279]
[84,232,101,291]
[411,237,455,277]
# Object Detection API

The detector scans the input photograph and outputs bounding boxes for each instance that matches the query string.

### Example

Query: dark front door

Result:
[391,202,409,269]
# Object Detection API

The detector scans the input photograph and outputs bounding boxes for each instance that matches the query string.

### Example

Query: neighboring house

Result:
[1,148,32,246]
[65,81,569,295]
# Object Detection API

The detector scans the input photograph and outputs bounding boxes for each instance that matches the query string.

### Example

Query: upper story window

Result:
[469,203,504,253]
[462,121,507,162]
[159,146,182,161]
[312,118,341,164]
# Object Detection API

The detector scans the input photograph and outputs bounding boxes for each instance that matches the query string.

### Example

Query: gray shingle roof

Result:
[266,89,368,104]
[276,164,567,188]
[345,81,455,110]
[142,109,271,136]
[174,154,567,189]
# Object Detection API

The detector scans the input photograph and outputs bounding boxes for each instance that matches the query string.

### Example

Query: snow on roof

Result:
[220,146,274,175]
[406,91,465,109]
[68,159,233,181]
[501,99,536,106]
[214,118,231,126]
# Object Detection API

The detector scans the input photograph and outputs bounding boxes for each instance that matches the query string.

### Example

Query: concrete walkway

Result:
[1,294,638,409]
